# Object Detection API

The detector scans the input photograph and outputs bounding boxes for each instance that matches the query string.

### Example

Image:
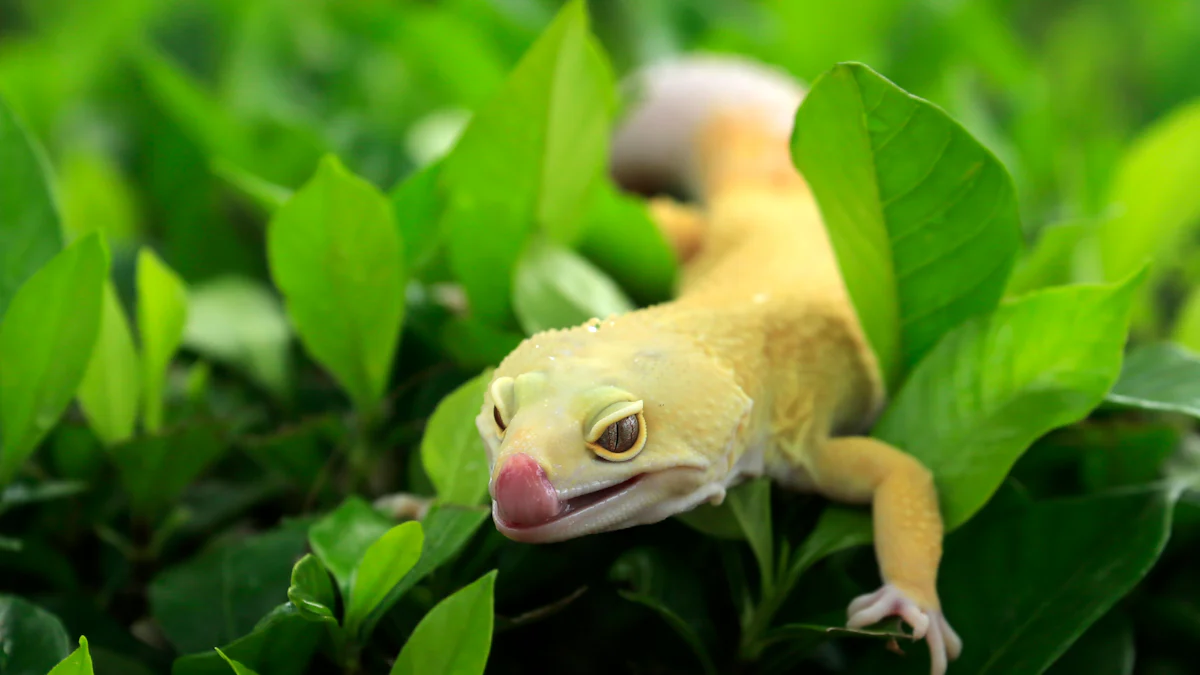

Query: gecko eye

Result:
[585,400,646,461]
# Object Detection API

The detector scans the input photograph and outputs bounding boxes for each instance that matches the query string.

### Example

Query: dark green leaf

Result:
[0,232,109,484]
[578,179,677,306]
[792,62,1022,387]
[110,424,226,519]
[211,159,291,215]
[1107,342,1200,418]
[286,554,336,622]
[439,0,615,324]
[213,649,258,675]
[149,523,308,654]
[47,637,94,675]
[421,370,492,506]
[344,521,424,638]
[726,478,773,588]
[1045,611,1134,675]
[136,247,189,434]
[0,479,86,511]
[0,94,63,318]
[389,570,498,675]
[77,281,139,446]
[267,155,406,413]
[241,415,339,488]
[171,604,320,675]
[307,496,393,599]
[512,237,635,335]
[0,594,72,675]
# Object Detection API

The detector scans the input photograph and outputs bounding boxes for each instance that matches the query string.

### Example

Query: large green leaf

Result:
[344,521,424,639]
[865,488,1178,674]
[439,0,615,324]
[170,604,320,675]
[421,370,493,506]
[267,155,406,413]
[182,276,292,397]
[307,496,393,599]
[47,637,94,675]
[389,570,498,675]
[1106,342,1200,418]
[0,232,109,484]
[136,248,189,434]
[0,95,63,318]
[0,595,72,675]
[512,237,635,335]
[577,179,677,306]
[149,523,309,654]
[1045,612,1134,675]
[77,281,140,446]
[391,159,446,275]
[791,62,1022,388]
[875,274,1142,529]
[1097,98,1200,287]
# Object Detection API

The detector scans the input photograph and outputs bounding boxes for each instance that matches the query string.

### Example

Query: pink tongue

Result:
[494,453,562,526]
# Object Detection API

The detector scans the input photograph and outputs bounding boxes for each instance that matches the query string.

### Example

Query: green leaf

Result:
[213,649,258,675]
[870,488,1178,674]
[59,149,140,245]
[368,504,489,637]
[1045,611,1134,675]
[726,478,773,589]
[874,274,1143,529]
[267,155,406,413]
[136,248,189,434]
[578,179,678,306]
[77,281,140,446]
[0,232,109,484]
[211,159,291,215]
[149,523,309,654]
[0,94,63,318]
[286,554,336,622]
[0,479,87,511]
[0,594,72,674]
[47,637,94,675]
[439,0,615,324]
[1098,98,1200,285]
[110,424,226,519]
[182,276,292,397]
[344,521,424,638]
[512,237,635,335]
[1005,221,1092,296]
[391,159,446,275]
[170,603,321,675]
[791,62,1022,388]
[389,570,498,675]
[307,496,393,599]
[421,370,493,506]
[674,500,749,541]
[1107,342,1200,418]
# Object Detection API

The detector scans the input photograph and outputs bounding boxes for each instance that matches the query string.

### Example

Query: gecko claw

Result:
[846,584,960,675]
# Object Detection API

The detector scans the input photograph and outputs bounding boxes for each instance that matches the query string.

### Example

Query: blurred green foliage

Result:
[2,0,1200,674]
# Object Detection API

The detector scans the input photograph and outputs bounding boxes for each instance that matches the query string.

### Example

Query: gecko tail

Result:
[610,54,807,200]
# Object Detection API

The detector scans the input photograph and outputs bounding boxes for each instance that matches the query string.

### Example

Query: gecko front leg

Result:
[808,436,961,675]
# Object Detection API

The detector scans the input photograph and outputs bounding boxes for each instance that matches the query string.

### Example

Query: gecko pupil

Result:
[493,406,506,431]
[600,415,639,453]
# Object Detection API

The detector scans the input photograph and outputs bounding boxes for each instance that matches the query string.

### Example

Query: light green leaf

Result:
[267,155,406,413]
[344,521,424,638]
[421,370,493,506]
[214,648,259,675]
[0,94,63,318]
[875,273,1143,529]
[287,553,336,622]
[1005,221,1092,296]
[0,232,109,484]
[791,62,1022,388]
[182,276,292,397]
[136,247,188,434]
[1098,98,1200,284]
[77,281,139,446]
[307,496,394,599]
[439,0,615,324]
[0,594,72,674]
[1106,342,1200,418]
[1172,286,1200,353]
[59,149,140,245]
[391,159,446,275]
[47,637,94,675]
[390,570,498,675]
[513,237,635,336]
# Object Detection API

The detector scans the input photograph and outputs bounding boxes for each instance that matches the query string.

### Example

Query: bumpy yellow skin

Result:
[476,109,959,673]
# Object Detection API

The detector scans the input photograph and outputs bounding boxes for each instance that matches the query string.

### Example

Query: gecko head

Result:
[475,317,753,543]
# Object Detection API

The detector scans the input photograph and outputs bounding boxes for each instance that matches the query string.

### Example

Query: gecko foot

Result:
[846,584,962,675]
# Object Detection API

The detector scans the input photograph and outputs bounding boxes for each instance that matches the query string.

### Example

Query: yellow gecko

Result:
[475,56,961,674]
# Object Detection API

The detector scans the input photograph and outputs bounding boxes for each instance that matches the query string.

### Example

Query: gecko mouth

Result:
[495,474,645,532]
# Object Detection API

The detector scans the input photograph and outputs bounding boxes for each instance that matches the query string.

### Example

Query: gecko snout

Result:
[492,453,562,527]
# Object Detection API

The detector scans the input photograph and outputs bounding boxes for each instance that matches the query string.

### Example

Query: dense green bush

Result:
[3,0,1200,673]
